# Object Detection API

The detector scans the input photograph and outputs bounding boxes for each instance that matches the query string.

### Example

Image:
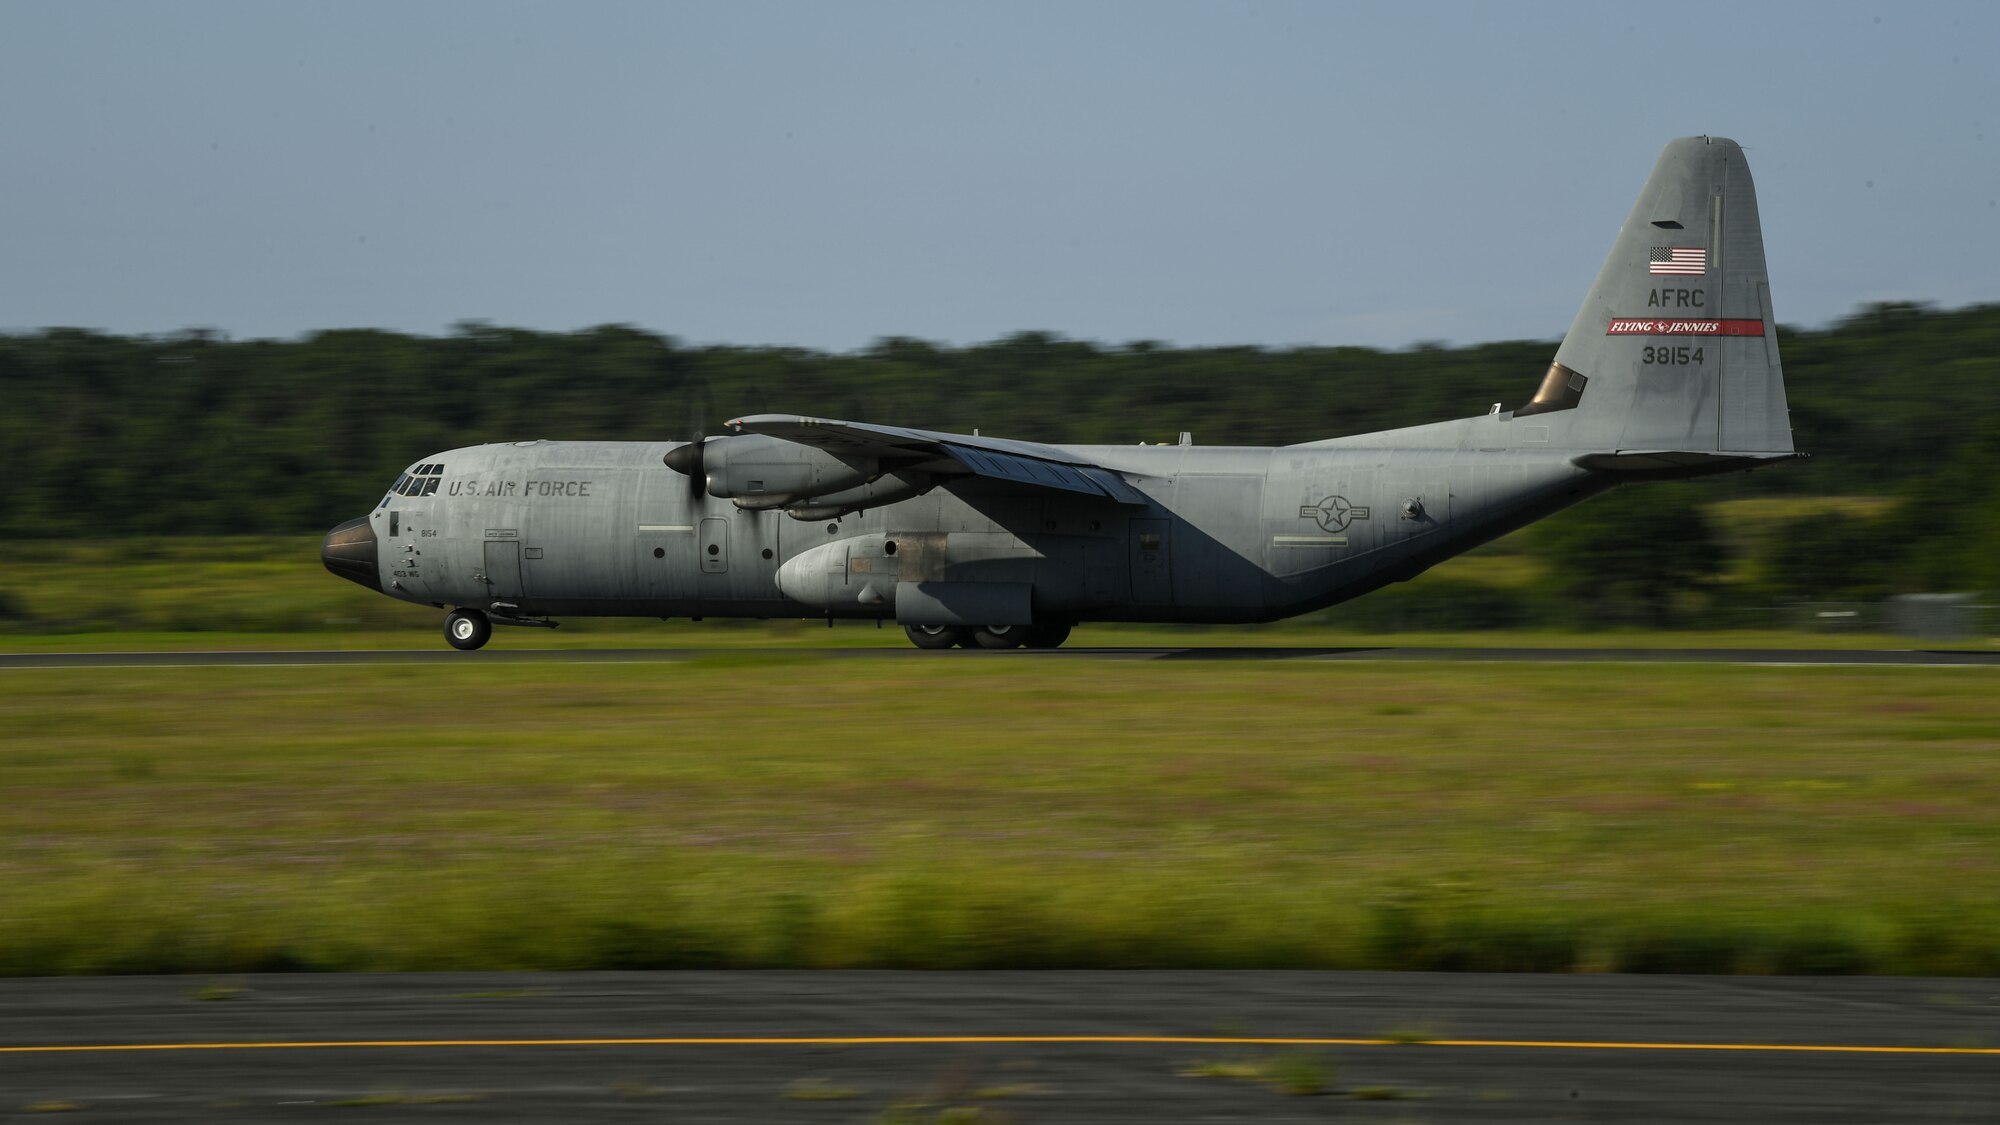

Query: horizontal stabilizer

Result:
[1572,449,1805,479]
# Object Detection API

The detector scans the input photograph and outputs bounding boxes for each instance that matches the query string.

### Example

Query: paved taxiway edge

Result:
[3,972,1996,1123]
[2,646,1997,668]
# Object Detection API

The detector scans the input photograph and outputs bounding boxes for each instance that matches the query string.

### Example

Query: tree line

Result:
[4,301,1996,620]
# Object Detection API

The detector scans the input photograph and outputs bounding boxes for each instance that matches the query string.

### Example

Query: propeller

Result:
[662,376,712,498]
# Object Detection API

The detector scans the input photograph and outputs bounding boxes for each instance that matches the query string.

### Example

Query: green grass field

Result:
[3,657,1996,976]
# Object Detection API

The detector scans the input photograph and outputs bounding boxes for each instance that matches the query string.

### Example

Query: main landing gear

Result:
[902,622,1072,650]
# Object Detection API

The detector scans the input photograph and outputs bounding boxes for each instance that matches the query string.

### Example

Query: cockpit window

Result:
[391,464,445,496]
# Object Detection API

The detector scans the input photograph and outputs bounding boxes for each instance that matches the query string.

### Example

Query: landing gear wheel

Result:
[1023,621,1073,649]
[971,624,1027,650]
[444,609,492,651]
[904,624,968,650]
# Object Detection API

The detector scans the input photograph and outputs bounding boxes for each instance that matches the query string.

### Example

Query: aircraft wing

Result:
[726,414,1150,504]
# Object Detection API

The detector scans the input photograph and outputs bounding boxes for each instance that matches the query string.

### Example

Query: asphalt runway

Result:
[2,972,1994,1122]
[3,645,1998,669]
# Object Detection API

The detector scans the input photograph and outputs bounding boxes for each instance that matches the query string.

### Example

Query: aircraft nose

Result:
[321,515,380,589]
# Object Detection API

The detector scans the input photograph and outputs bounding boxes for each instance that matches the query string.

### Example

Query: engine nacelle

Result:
[702,435,877,505]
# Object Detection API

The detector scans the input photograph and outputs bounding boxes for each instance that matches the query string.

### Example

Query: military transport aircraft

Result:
[323,136,1798,650]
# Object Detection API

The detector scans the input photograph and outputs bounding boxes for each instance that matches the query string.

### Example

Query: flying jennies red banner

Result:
[1605,319,1765,336]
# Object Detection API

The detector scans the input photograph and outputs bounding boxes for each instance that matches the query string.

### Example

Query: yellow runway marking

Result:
[1,1035,1995,1055]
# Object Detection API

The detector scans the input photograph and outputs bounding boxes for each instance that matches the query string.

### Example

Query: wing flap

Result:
[1076,466,1152,505]
[941,443,1106,498]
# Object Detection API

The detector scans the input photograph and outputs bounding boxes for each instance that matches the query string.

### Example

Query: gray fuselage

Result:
[354,417,1602,626]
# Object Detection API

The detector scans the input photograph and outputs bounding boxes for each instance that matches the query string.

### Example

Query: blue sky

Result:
[3,0,1994,350]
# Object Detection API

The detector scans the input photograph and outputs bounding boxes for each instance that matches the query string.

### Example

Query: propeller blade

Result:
[663,374,714,498]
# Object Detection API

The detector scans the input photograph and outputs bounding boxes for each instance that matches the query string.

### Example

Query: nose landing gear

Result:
[444,608,492,651]
[442,606,561,649]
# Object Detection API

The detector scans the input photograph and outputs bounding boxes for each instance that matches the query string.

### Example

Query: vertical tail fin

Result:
[1524,136,1794,457]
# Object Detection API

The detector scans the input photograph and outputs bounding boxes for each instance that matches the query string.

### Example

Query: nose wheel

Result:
[444,608,492,651]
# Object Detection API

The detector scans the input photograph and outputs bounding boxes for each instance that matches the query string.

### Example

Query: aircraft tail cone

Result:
[321,515,380,590]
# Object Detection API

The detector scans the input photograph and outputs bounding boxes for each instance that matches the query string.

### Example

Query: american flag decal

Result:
[1649,246,1706,276]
